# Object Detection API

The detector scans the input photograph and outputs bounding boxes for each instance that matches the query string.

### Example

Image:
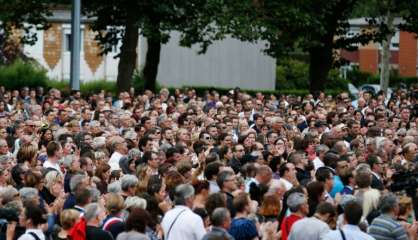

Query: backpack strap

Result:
[339,229,347,240]
[165,209,187,240]
[28,232,41,240]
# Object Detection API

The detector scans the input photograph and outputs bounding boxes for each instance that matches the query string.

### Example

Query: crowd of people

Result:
[0,84,417,240]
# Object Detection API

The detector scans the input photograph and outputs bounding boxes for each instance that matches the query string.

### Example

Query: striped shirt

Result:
[368,214,408,240]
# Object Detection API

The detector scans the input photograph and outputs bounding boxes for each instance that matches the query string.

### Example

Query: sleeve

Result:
[280,218,289,240]
[193,215,207,240]
[393,225,409,240]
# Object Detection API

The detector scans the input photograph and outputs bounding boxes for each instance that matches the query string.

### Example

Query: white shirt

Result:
[161,205,206,240]
[278,178,293,191]
[209,180,220,193]
[289,217,330,240]
[18,229,45,240]
[108,151,123,171]
[245,178,259,193]
[313,156,325,170]
[43,160,63,175]
[322,224,375,240]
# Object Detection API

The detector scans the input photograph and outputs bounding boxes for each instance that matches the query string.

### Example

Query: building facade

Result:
[23,9,276,90]
[341,18,418,77]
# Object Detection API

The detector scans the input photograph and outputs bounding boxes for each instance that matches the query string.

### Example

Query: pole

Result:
[70,0,81,91]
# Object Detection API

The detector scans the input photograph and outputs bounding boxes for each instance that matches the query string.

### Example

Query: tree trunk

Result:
[116,15,139,92]
[380,13,394,95]
[143,35,161,92]
[308,35,334,94]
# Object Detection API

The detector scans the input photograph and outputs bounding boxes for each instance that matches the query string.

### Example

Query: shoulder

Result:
[322,230,340,240]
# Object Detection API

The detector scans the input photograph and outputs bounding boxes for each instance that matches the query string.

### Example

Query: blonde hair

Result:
[105,192,124,214]
[16,143,38,167]
[44,171,63,189]
[60,209,80,230]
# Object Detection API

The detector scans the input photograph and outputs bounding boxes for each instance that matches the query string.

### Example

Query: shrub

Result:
[0,60,48,90]
[346,68,418,88]
[276,59,348,91]
[81,80,117,95]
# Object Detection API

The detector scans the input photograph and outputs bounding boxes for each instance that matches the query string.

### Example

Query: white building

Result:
[23,9,276,90]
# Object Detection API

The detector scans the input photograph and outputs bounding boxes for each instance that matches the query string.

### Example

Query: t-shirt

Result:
[228,218,258,240]
[281,214,303,240]
[288,217,330,240]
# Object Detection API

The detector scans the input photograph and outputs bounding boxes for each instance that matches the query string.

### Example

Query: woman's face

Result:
[44,130,53,141]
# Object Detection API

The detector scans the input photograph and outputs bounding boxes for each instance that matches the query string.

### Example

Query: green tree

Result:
[83,0,210,92]
[197,0,379,93]
[0,0,52,64]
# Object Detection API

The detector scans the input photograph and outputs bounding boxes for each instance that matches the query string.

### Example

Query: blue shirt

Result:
[228,218,258,240]
[330,175,344,198]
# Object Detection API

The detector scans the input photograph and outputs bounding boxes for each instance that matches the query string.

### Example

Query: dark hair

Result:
[192,180,210,195]
[233,192,250,213]
[205,192,227,216]
[204,161,222,180]
[24,203,47,226]
[315,167,333,182]
[46,141,61,157]
[125,207,149,233]
[147,175,163,196]
[344,201,363,225]
[75,188,91,206]
[307,181,325,216]
[315,202,336,218]
[355,170,372,188]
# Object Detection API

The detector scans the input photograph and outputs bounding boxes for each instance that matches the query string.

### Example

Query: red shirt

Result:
[280,214,303,240]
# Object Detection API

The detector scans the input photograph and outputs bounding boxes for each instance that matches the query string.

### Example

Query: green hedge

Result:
[276,59,349,91]
[0,60,48,90]
[346,67,418,88]
[46,80,117,96]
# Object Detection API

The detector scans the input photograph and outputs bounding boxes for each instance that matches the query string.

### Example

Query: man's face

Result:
[223,174,237,192]
[234,145,245,159]
[336,161,349,175]
[401,109,410,121]
[0,141,9,154]
[285,163,296,180]
[351,124,360,136]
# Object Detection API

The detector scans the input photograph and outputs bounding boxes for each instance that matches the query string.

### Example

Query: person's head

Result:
[367,155,384,174]
[60,209,80,230]
[379,193,400,215]
[402,143,417,161]
[286,192,309,216]
[255,165,273,186]
[216,170,237,193]
[70,174,88,194]
[125,207,150,233]
[258,192,281,217]
[210,207,231,230]
[233,144,245,160]
[398,196,413,218]
[233,192,252,214]
[19,203,46,228]
[315,167,334,192]
[343,200,363,225]
[105,192,124,215]
[205,192,227,216]
[204,161,223,181]
[44,170,63,194]
[173,183,195,208]
[315,202,336,226]
[120,174,139,196]
[16,142,38,167]
[307,181,326,203]
[84,203,106,225]
[355,170,372,189]
[46,141,62,161]
[279,162,296,182]
[19,187,40,206]
[75,187,92,207]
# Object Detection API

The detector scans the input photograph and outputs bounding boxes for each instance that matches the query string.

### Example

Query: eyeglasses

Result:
[236,149,244,152]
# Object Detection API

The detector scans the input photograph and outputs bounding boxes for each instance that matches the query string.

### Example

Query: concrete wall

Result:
[151,32,276,90]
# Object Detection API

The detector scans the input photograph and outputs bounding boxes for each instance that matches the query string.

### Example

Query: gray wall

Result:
[139,32,276,90]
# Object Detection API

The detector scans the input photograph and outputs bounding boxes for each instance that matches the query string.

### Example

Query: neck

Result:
[194,194,206,205]
[235,211,247,218]
[87,220,99,227]
[293,211,305,218]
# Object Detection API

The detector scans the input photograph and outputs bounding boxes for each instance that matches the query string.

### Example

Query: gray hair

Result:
[211,207,230,227]
[173,184,195,205]
[70,174,86,193]
[315,144,329,155]
[0,186,19,204]
[0,154,10,164]
[107,180,122,193]
[125,196,147,210]
[287,192,306,212]
[120,174,139,191]
[19,187,38,203]
[380,193,399,214]
[216,171,235,190]
[128,148,141,161]
[90,187,101,202]
[84,203,102,222]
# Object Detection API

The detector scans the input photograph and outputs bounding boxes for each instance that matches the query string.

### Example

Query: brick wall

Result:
[83,25,103,74]
[43,23,62,70]
[399,31,417,77]
[359,44,378,74]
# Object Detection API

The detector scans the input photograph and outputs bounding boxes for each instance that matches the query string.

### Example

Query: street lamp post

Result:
[70,0,81,91]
